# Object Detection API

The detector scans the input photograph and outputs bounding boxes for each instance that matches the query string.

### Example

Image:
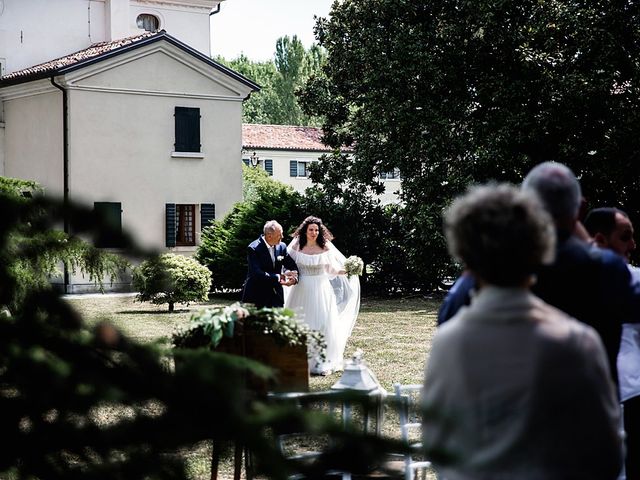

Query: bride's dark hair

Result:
[293,216,334,249]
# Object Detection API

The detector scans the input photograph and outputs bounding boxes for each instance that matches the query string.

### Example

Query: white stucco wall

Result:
[1,88,64,195]
[131,1,214,56]
[67,89,243,250]
[0,0,216,76]
[0,0,107,74]
[64,45,246,251]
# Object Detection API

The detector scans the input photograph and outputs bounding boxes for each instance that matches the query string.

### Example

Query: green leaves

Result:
[216,36,326,126]
[300,0,640,281]
[0,180,131,310]
[132,254,212,312]
[173,303,327,363]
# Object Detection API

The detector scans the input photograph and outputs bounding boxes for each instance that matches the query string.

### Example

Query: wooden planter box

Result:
[215,330,309,392]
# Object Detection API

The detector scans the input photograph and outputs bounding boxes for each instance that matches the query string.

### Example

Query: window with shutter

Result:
[175,204,196,246]
[94,202,122,248]
[242,158,250,166]
[174,107,201,153]
[264,159,273,176]
[297,162,308,177]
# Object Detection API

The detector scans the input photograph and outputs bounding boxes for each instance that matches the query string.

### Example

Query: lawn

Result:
[65,292,441,479]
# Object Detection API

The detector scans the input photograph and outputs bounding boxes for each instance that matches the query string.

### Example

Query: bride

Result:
[285,216,360,375]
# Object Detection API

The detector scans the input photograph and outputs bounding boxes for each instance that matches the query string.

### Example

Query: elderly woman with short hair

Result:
[422,184,622,480]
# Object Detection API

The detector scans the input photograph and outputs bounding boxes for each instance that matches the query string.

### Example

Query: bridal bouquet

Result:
[344,255,364,277]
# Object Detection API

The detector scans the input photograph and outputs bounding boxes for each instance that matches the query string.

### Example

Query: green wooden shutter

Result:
[264,159,273,176]
[94,202,122,248]
[242,158,250,166]
[201,203,215,230]
[166,203,176,247]
[290,160,297,177]
[174,107,201,152]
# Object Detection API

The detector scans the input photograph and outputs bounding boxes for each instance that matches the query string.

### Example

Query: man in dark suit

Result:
[438,162,633,386]
[523,162,633,386]
[241,220,298,308]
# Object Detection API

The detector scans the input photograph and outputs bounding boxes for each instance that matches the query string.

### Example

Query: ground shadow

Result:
[116,309,191,315]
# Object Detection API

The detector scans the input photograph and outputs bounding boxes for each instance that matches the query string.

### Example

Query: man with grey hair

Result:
[438,161,633,386]
[241,220,298,308]
[424,183,622,479]
[523,162,633,386]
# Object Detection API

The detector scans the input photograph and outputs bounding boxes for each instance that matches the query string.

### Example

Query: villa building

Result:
[0,0,257,292]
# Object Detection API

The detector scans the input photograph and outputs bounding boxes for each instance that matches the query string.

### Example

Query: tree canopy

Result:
[300,0,640,282]
[218,35,326,126]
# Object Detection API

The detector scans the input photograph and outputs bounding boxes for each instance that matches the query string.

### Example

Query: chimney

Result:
[106,0,131,41]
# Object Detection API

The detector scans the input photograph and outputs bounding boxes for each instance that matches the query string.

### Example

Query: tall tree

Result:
[300,0,640,286]
[273,35,308,124]
[220,54,281,124]
[217,37,326,126]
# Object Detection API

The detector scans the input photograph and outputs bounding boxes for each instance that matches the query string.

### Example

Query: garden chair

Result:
[268,390,352,480]
[392,383,432,480]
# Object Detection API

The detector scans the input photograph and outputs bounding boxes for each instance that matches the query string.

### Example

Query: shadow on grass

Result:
[116,309,191,315]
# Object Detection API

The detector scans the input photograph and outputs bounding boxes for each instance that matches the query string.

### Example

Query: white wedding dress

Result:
[285,239,361,374]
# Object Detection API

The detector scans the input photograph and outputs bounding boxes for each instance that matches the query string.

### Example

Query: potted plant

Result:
[172,303,325,392]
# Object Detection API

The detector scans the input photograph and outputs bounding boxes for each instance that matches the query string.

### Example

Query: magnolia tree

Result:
[300,0,640,283]
[132,253,212,312]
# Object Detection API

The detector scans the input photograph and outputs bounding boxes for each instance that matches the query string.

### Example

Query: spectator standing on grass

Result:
[585,207,640,480]
[423,183,622,480]
[437,162,633,388]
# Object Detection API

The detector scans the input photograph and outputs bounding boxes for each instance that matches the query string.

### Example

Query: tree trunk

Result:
[168,301,174,312]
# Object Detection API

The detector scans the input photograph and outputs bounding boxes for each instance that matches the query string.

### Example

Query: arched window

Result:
[137,14,159,32]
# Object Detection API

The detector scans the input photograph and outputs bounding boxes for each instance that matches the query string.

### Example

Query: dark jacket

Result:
[241,236,298,308]
[532,235,632,385]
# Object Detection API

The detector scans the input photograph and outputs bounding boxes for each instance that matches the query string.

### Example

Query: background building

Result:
[0,0,257,292]
[242,123,401,204]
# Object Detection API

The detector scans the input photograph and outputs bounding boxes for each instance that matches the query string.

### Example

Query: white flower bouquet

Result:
[343,255,364,277]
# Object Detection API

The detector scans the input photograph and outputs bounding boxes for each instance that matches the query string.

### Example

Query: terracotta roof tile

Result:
[1,31,162,83]
[242,123,339,152]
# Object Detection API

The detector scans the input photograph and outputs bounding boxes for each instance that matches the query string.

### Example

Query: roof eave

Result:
[0,31,261,92]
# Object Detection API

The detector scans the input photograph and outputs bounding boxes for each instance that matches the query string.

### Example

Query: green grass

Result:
[65,293,441,479]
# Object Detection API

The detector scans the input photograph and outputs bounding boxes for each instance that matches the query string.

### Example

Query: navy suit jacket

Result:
[241,236,298,308]
[533,235,632,385]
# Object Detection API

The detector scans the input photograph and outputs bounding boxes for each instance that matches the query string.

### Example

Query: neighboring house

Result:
[0,1,258,292]
[242,123,401,204]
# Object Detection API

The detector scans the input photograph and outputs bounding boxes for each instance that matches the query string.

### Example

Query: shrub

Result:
[132,253,211,311]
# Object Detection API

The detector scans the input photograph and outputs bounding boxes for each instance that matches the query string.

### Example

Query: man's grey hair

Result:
[263,220,283,235]
[445,183,556,286]
[521,161,582,223]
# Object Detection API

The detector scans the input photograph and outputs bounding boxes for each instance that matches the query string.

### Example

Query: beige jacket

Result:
[423,286,622,480]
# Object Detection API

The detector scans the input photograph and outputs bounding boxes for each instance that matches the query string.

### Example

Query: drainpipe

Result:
[209,2,221,57]
[50,76,70,294]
